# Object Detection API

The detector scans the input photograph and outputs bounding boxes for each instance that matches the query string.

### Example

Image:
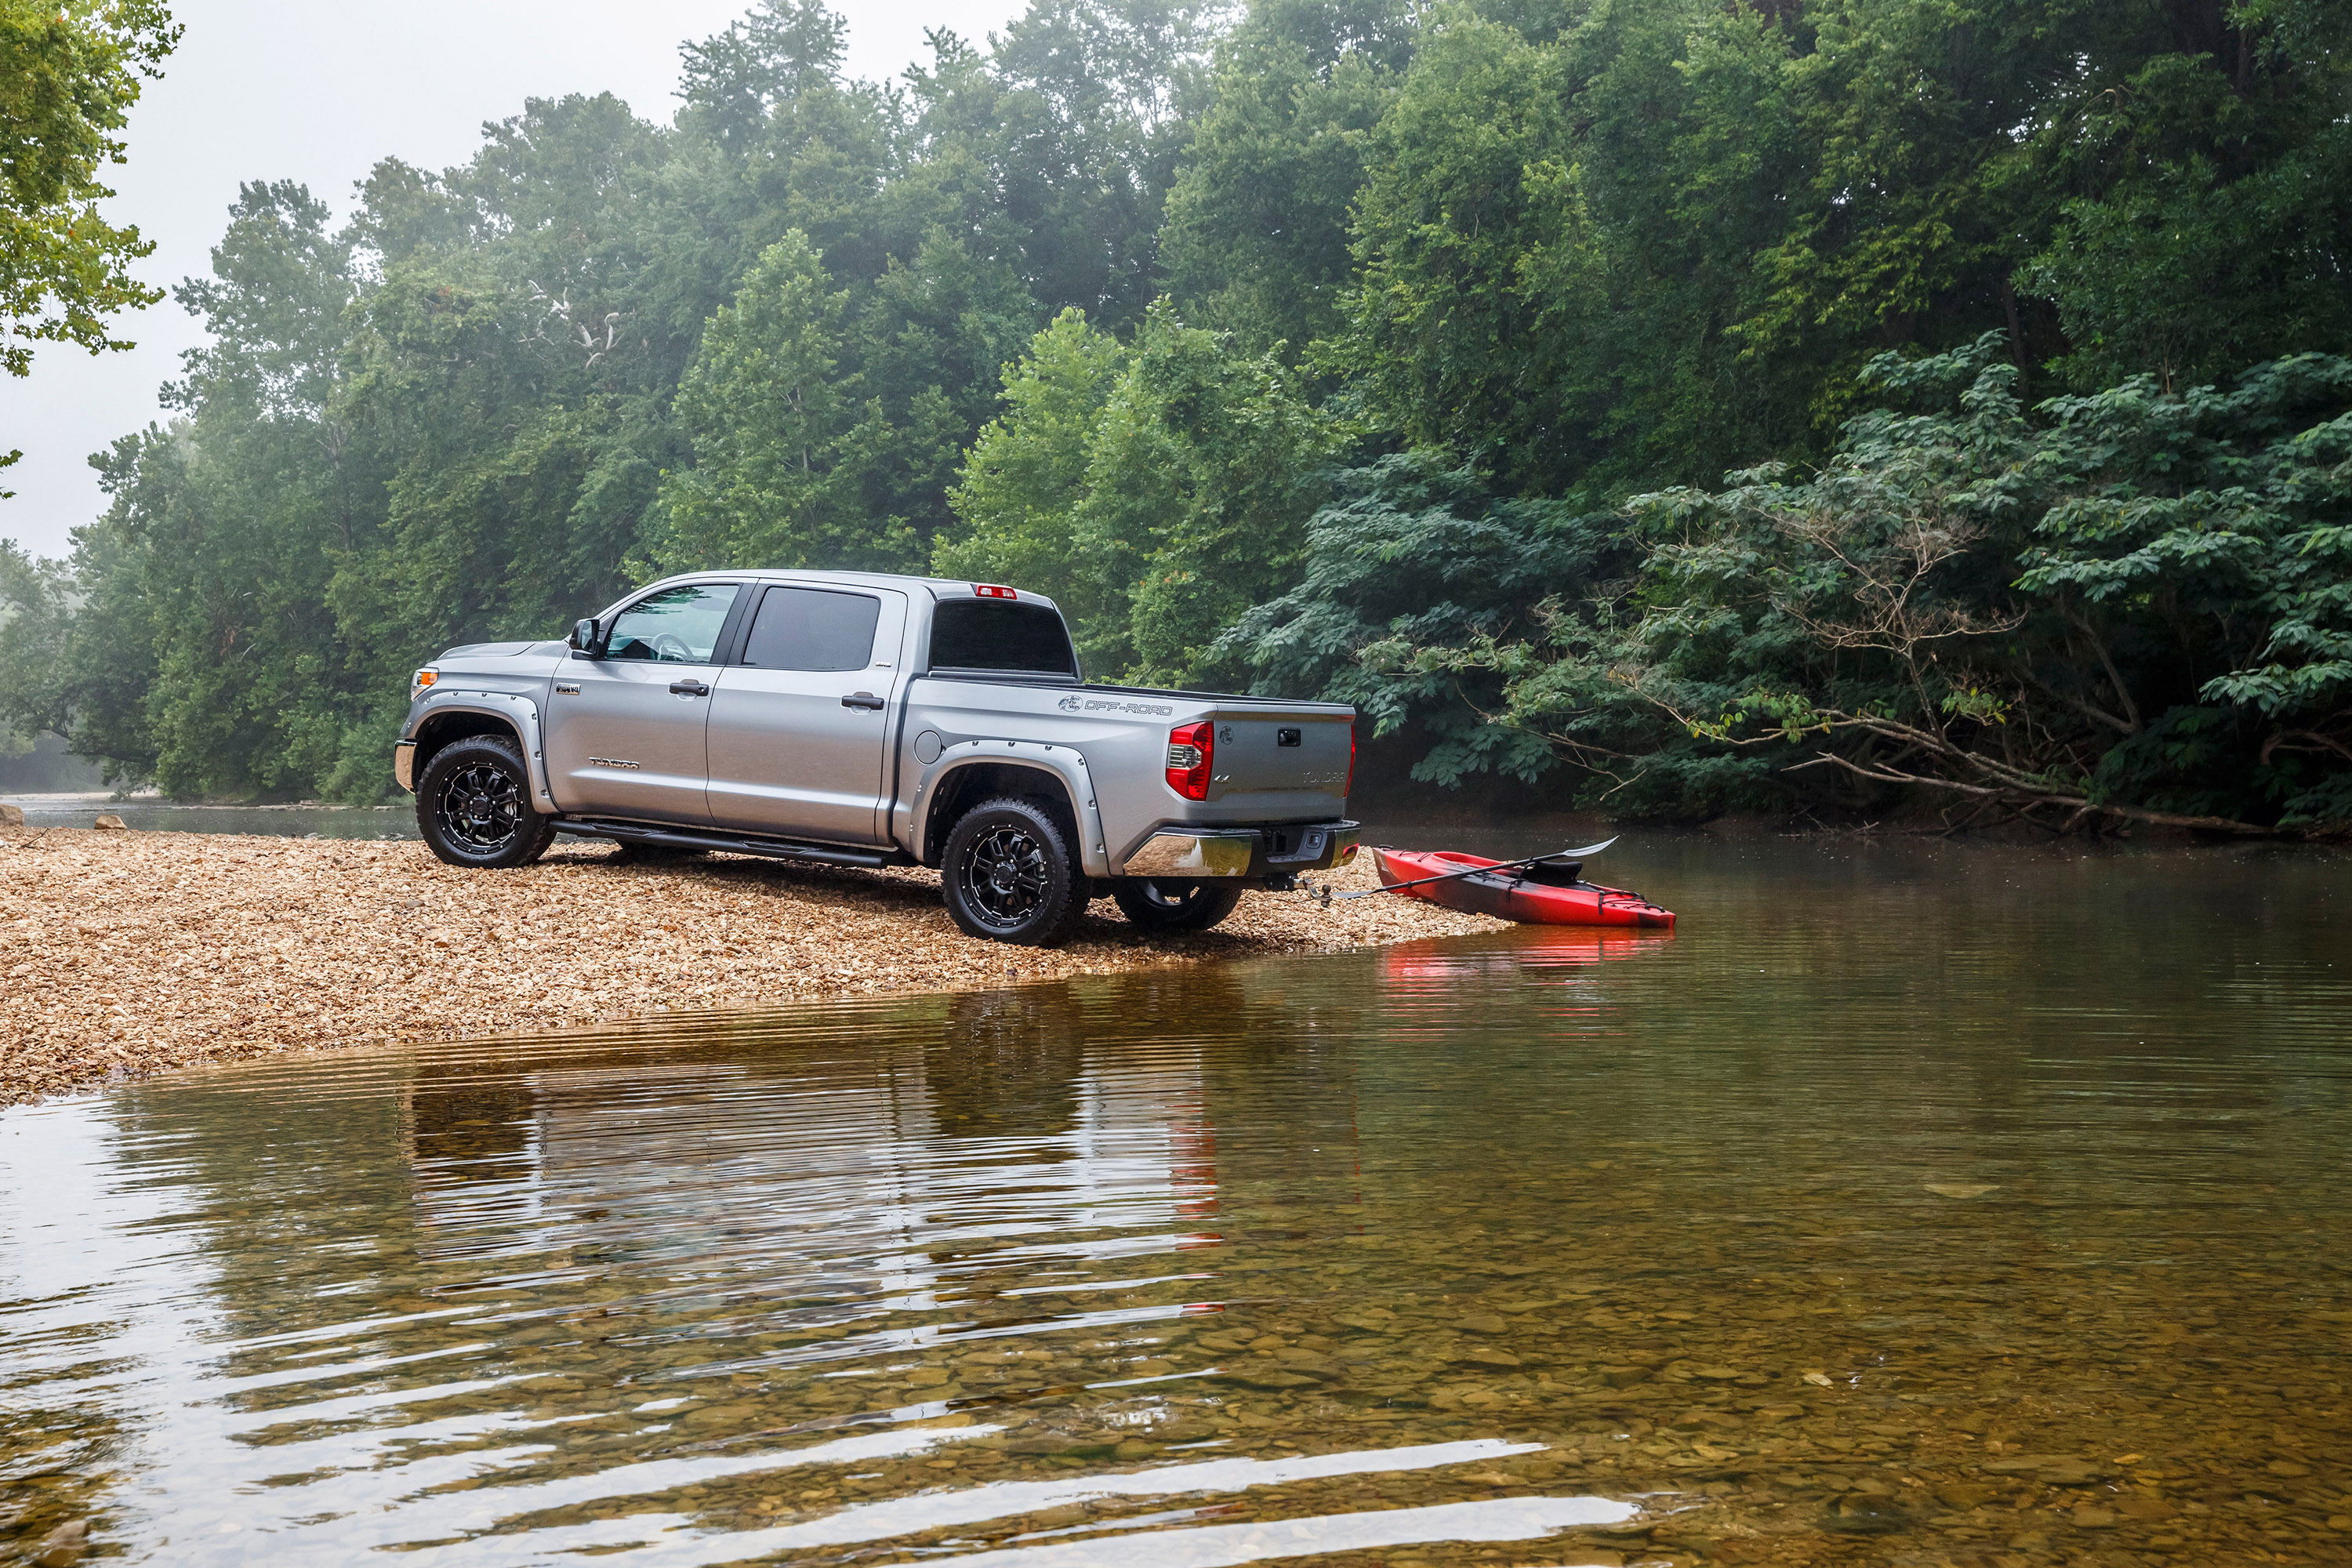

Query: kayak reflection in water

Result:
[1381,925,1672,991]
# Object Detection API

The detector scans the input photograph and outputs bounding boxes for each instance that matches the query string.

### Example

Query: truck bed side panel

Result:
[895,677,1352,869]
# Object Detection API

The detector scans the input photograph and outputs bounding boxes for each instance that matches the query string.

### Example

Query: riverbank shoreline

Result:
[2,827,1503,1105]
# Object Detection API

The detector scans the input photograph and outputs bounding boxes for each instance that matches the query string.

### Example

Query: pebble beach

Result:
[2,825,1500,1105]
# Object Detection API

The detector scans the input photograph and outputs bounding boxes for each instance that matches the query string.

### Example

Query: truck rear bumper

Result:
[1121,820,1359,880]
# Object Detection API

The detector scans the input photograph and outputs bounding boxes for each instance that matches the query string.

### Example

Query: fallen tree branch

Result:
[2259,728,2352,767]
[1787,750,2277,834]
[1639,685,2285,835]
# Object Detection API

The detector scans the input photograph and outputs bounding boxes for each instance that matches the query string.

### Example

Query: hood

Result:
[436,640,550,659]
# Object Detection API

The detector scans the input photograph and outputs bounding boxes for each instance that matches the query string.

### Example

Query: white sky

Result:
[0,0,1032,561]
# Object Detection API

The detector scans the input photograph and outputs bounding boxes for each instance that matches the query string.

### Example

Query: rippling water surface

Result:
[4,836,2348,1566]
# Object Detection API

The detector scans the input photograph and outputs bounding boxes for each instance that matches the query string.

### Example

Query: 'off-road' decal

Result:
[1058,696,1174,717]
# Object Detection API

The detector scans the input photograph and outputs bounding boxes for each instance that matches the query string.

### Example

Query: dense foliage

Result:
[939,302,1338,683]
[2,0,2346,828]
[0,0,176,764]
[0,0,179,390]
[1231,339,2352,829]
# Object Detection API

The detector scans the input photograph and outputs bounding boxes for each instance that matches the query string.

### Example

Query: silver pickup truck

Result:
[394,570,1359,946]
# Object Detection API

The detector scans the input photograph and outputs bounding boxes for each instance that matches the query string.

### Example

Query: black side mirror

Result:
[569,617,603,657]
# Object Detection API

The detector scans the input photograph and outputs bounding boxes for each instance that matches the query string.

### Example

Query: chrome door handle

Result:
[669,679,710,696]
[841,691,885,710]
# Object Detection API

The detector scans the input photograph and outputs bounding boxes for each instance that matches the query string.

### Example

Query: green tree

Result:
[844,229,1040,554]
[655,230,879,569]
[937,307,1128,636]
[1215,453,1615,786]
[1159,0,1411,357]
[2026,27,2352,391]
[0,0,179,383]
[887,0,1218,339]
[1085,303,1343,681]
[939,301,1339,681]
[1323,12,1581,488]
[1327,0,2352,501]
[85,182,370,798]
[0,537,71,747]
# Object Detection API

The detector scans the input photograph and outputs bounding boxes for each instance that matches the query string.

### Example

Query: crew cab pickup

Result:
[393,571,1359,945]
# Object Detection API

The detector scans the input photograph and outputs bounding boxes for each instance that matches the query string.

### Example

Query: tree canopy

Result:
[0,0,178,383]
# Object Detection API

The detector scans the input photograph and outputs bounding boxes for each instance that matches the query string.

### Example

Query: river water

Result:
[2,794,417,840]
[2,836,2347,1566]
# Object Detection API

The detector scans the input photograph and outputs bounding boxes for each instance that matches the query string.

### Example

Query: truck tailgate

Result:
[1207,709,1352,810]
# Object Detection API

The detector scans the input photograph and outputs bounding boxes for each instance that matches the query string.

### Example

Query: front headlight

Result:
[413,668,438,691]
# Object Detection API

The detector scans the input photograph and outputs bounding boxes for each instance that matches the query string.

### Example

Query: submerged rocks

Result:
[31,1519,86,1566]
[1980,1454,2117,1486]
[1922,1181,1999,1200]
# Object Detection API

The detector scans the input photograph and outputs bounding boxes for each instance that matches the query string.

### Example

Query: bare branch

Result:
[1791,748,2274,834]
[2066,608,2142,733]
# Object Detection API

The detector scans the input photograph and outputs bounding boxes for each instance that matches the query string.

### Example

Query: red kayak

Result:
[1373,847,1676,930]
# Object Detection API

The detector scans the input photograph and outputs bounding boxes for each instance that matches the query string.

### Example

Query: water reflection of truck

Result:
[400,993,1227,1317]
[392,571,1359,945]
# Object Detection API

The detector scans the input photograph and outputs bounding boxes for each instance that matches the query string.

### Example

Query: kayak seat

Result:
[1523,858,1584,887]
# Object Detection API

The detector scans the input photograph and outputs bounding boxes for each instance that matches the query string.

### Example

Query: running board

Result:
[556,818,909,869]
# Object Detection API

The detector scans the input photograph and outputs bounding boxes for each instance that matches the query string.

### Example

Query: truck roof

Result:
[622,568,1060,614]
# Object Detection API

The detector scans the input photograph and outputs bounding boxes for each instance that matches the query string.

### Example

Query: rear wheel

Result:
[416,735,555,869]
[1112,879,1245,933]
[942,797,1088,947]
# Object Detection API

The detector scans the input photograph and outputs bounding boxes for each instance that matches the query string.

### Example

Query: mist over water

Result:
[2,837,2346,1565]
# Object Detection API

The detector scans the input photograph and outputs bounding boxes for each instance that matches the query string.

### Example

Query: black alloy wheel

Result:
[941,797,1087,947]
[440,761,521,850]
[416,734,557,869]
[1112,878,1246,933]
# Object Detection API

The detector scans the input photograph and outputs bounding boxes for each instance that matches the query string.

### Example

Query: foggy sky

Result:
[0,0,1030,561]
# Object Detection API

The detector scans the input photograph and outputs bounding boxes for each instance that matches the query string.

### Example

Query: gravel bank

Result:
[3,826,1501,1105]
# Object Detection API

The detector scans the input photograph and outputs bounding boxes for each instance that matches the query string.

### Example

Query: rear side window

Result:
[927,599,1078,678]
[739,586,882,671]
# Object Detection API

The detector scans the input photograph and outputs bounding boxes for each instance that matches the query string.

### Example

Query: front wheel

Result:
[1112,879,1244,933]
[941,797,1088,947]
[416,735,556,869]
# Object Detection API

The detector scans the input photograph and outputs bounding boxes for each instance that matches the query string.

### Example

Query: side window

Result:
[739,586,882,672]
[604,583,739,662]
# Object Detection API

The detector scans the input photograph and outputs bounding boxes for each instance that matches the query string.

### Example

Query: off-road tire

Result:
[1112,879,1245,933]
[416,734,556,869]
[941,797,1088,947]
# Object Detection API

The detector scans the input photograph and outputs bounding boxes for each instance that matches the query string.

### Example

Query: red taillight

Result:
[1166,720,1214,800]
[1345,723,1356,797]
[974,583,1018,599]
